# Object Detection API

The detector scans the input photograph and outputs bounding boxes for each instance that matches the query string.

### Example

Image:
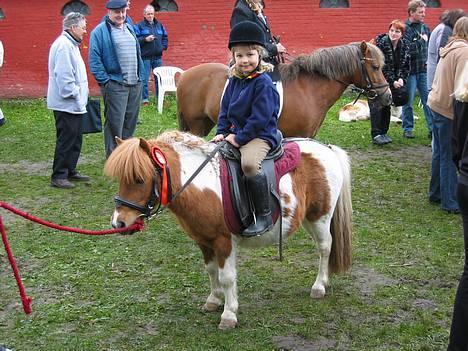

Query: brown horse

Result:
[176,41,392,137]
[104,131,353,330]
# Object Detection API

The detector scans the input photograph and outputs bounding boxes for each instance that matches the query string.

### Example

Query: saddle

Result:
[219,140,300,235]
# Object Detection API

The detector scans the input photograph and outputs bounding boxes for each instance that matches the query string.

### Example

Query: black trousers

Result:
[448,182,468,351]
[51,110,83,180]
[369,101,391,138]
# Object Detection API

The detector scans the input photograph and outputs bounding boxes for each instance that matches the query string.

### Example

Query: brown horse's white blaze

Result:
[104,131,352,330]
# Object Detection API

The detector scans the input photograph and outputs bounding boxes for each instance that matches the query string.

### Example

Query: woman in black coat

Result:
[230,0,285,77]
[370,19,411,145]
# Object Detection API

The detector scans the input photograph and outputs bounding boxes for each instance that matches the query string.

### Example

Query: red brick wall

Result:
[0,0,465,98]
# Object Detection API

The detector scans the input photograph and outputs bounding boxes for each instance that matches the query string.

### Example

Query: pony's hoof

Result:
[218,318,237,330]
[203,302,220,312]
[310,286,326,299]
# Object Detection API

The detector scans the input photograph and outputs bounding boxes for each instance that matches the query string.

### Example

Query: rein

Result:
[0,201,144,314]
[114,141,226,221]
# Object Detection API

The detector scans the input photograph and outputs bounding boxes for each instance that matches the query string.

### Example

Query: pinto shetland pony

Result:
[104,131,353,330]
[176,41,392,137]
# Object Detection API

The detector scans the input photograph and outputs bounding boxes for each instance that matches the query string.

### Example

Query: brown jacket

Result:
[428,39,468,119]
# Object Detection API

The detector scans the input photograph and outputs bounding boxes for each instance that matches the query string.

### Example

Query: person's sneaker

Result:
[142,101,150,106]
[372,134,388,145]
[0,118,5,127]
[444,208,461,214]
[51,178,75,189]
[383,134,392,143]
[68,172,90,181]
[403,130,415,139]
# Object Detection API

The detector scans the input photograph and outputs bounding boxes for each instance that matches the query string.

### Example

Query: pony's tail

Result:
[328,145,353,274]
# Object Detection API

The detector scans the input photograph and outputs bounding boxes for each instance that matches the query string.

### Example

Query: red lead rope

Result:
[0,201,144,314]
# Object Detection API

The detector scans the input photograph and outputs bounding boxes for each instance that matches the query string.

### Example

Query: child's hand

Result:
[213,134,225,142]
[225,134,240,148]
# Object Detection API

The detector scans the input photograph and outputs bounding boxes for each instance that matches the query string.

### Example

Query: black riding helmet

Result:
[228,21,266,49]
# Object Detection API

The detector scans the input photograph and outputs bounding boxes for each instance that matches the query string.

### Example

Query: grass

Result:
[0,95,463,350]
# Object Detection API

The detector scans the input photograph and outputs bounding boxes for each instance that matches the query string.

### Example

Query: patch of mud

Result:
[0,160,51,176]
[0,302,21,328]
[412,298,436,310]
[351,265,398,297]
[273,335,348,351]
[0,198,53,224]
[0,154,102,176]
[350,145,431,166]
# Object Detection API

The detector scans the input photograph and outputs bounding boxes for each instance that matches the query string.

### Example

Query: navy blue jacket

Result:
[216,72,280,148]
[134,19,168,59]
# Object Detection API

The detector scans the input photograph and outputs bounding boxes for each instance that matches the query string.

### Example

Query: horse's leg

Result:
[216,239,238,330]
[199,245,224,311]
[303,219,332,298]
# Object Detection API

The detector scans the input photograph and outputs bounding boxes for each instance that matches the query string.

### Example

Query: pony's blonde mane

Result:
[103,131,212,184]
[103,138,155,184]
[280,42,384,82]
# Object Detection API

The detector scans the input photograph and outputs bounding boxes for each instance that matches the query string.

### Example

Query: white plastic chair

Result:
[153,66,184,114]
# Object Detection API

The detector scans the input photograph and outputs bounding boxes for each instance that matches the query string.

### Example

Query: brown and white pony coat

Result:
[104,131,353,330]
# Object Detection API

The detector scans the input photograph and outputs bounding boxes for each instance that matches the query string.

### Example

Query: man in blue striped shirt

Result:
[89,0,144,157]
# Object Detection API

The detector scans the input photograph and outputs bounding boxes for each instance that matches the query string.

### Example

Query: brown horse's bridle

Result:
[337,53,389,103]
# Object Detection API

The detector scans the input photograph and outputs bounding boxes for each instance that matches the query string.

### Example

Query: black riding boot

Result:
[242,172,273,237]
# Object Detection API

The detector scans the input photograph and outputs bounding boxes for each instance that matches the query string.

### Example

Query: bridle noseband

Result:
[114,146,171,220]
[114,175,163,220]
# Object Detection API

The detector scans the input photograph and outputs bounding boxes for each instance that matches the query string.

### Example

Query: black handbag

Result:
[391,85,409,107]
[82,99,102,134]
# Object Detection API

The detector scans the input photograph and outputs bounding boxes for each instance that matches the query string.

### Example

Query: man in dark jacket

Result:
[401,0,432,139]
[134,4,168,105]
[230,0,285,80]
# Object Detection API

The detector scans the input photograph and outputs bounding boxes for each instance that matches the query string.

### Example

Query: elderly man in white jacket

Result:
[47,12,90,189]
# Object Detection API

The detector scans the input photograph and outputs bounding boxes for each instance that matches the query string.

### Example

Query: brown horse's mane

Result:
[279,42,384,82]
[103,131,214,185]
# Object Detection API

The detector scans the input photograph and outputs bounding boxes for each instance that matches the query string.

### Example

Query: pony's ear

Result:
[115,137,124,145]
[139,138,152,156]
[360,41,368,56]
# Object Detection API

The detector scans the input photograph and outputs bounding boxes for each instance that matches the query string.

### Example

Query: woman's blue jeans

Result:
[429,109,459,211]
